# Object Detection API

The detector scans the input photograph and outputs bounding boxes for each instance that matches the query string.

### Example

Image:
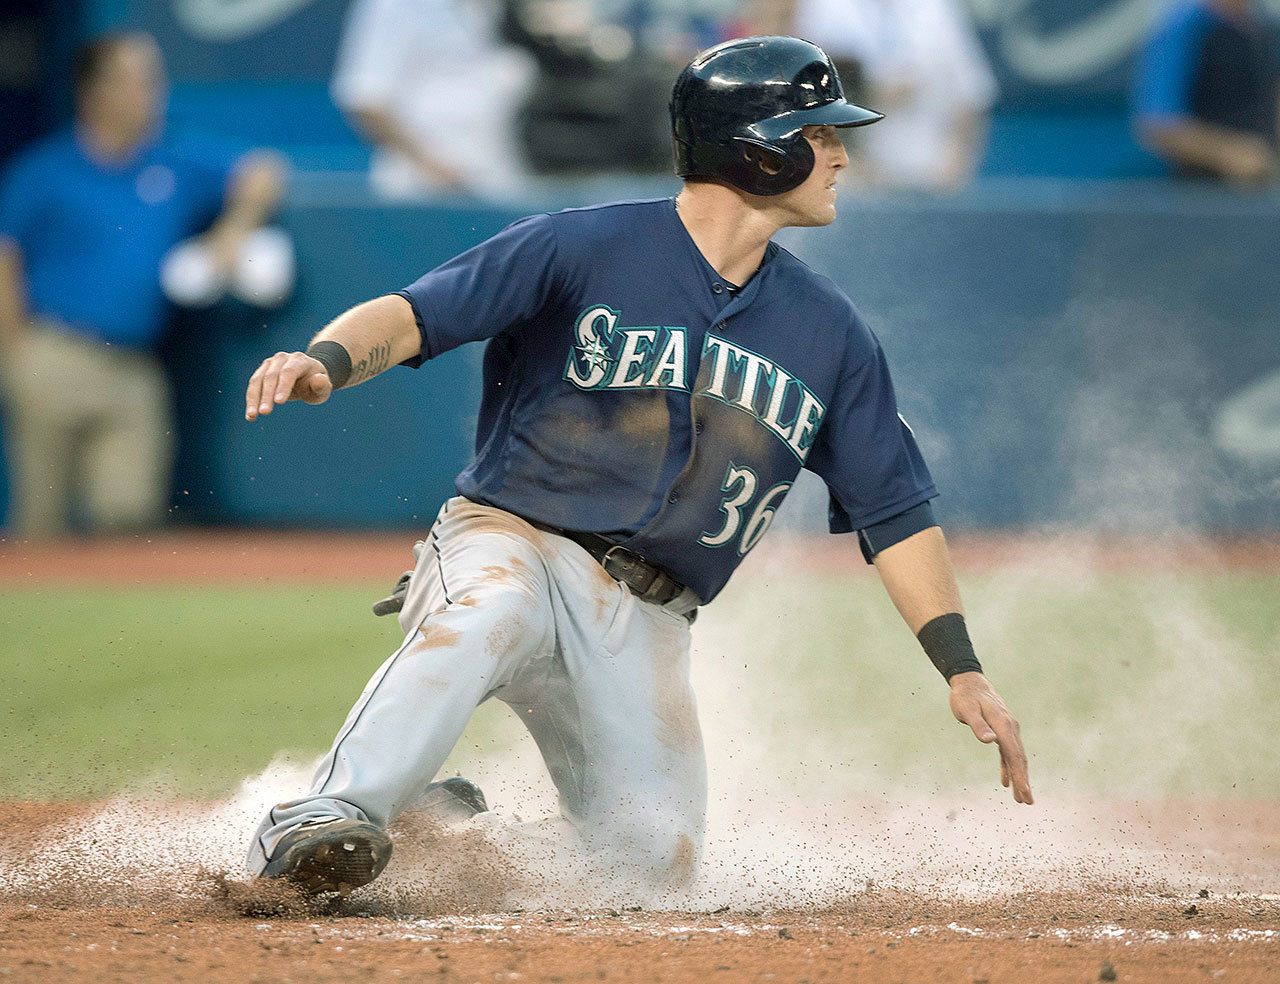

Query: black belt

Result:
[530,522,688,607]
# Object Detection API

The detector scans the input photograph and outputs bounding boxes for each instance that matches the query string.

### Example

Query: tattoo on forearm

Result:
[349,338,393,386]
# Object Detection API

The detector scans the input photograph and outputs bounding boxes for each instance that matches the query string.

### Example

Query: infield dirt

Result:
[1,798,1276,983]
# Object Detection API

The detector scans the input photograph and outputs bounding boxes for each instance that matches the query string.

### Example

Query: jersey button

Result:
[695,421,704,434]
[668,491,680,503]
[712,282,724,294]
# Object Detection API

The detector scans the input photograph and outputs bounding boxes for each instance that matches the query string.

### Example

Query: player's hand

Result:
[947,671,1033,805]
[245,351,333,421]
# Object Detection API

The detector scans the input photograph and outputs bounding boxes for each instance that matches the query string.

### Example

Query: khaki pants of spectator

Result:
[2,323,172,538]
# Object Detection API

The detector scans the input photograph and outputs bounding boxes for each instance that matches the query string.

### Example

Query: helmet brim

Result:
[802,99,884,127]
[750,99,884,142]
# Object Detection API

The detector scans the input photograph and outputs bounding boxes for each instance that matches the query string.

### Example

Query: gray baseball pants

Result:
[247,497,706,884]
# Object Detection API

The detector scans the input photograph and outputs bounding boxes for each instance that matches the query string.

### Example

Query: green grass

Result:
[2,571,1278,800]
[1,585,397,797]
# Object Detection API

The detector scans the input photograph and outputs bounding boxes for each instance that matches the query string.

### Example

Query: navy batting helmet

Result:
[670,36,882,196]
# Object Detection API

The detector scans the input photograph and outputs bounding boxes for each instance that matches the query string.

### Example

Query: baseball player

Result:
[242,36,1033,897]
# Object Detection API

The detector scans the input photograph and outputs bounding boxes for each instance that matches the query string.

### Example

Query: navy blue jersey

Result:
[399,198,935,602]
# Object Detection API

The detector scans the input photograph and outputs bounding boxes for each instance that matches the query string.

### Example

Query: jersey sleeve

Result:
[1133,4,1208,123]
[804,311,937,534]
[397,211,561,365]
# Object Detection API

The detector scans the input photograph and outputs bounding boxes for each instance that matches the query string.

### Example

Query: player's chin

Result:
[795,203,839,227]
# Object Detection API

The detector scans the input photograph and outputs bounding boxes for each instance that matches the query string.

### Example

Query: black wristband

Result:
[917,613,983,680]
[305,340,353,390]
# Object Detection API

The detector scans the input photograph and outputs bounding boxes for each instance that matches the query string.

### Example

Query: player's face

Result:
[777,125,849,227]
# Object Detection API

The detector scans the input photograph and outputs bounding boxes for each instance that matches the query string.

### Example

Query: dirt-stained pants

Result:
[1,324,172,538]
[247,497,706,884]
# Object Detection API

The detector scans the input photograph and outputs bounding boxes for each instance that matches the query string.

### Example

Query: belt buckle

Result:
[601,544,658,596]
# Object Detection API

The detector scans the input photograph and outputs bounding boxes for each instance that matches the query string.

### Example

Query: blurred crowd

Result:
[330,0,1002,197]
[1,0,1278,537]
[325,0,1279,197]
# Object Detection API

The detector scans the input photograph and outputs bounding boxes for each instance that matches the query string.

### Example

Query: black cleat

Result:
[439,776,489,816]
[261,817,392,896]
[403,776,490,823]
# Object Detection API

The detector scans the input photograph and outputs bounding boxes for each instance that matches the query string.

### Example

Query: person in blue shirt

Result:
[242,36,1032,899]
[1133,0,1280,183]
[0,31,285,537]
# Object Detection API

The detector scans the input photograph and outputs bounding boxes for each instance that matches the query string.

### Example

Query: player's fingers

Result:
[1008,760,1033,804]
[245,358,276,421]
[245,364,264,420]
[991,716,1033,804]
[256,353,289,416]
[274,356,310,404]
[1011,754,1033,804]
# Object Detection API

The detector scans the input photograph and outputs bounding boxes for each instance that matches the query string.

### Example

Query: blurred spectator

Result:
[332,0,535,200]
[1133,0,1280,185]
[503,0,670,174]
[766,0,997,191]
[501,1,742,176]
[0,31,285,538]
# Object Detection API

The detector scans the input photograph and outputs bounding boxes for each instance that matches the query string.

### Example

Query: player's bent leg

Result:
[247,499,556,882]
[579,605,707,891]
[504,535,708,892]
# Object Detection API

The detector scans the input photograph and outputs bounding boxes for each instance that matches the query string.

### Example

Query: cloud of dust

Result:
[0,759,313,910]
[2,598,1273,921]
[677,603,1277,911]
[975,291,1276,801]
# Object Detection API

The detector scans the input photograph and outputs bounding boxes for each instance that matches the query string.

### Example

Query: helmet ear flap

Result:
[740,142,786,177]
[776,131,815,189]
[731,134,814,195]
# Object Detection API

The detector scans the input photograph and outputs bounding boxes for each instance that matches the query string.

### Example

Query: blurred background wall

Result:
[2,0,1279,533]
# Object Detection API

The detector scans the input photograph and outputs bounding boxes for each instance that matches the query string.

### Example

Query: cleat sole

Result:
[262,819,392,896]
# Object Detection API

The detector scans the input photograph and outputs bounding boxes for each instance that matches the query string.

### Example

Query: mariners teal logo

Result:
[564,305,690,391]
[565,304,826,462]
